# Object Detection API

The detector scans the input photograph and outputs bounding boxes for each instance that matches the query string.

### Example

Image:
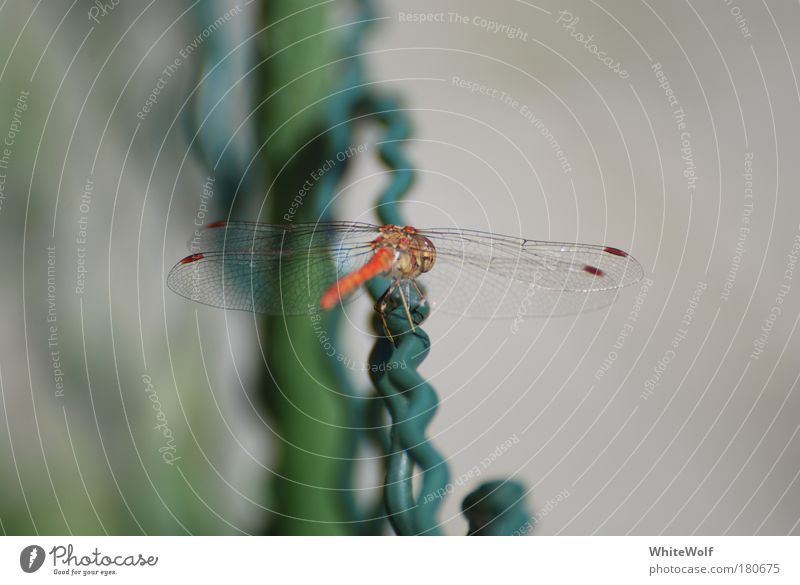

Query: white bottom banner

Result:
[1,536,797,583]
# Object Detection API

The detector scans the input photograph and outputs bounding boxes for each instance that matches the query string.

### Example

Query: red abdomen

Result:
[320,247,394,310]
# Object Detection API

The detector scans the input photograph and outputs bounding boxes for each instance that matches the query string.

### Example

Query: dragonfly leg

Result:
[375,281,399,345]
[411,279,427,307]
[396,281,416,333]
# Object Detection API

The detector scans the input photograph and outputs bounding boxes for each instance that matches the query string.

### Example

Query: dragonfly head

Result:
[374,226,437,278]
[393,233,436,276]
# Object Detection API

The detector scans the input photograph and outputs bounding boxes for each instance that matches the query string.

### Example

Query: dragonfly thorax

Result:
[373,225,437,279]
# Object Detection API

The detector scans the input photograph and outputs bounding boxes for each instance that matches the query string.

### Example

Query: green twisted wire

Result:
[322,1,532,536]
[361,99,448,535]
[364,105,531,534]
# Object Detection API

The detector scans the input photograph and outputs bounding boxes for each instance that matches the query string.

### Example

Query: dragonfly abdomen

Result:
[320,247,395,310]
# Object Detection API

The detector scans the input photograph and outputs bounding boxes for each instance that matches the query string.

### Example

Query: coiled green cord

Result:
[362,99,448,535]
[325,0,531,536]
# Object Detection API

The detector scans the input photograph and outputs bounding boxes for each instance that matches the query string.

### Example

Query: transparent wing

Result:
[415,228,643,318]
[168,221,379,314]
[189,220,381,252]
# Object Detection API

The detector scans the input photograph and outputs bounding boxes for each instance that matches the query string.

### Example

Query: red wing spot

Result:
[604,246,628,257]
[180,253,204,264]
[206,220,227,229]
[583,265,605,277]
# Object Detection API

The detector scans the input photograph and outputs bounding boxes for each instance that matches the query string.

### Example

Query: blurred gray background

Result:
[1,0,799,535]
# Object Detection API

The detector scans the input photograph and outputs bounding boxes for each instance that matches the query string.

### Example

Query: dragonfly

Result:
[167,221,643,337]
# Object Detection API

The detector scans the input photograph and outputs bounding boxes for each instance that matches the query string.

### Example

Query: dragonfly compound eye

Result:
[414,236,437,273]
